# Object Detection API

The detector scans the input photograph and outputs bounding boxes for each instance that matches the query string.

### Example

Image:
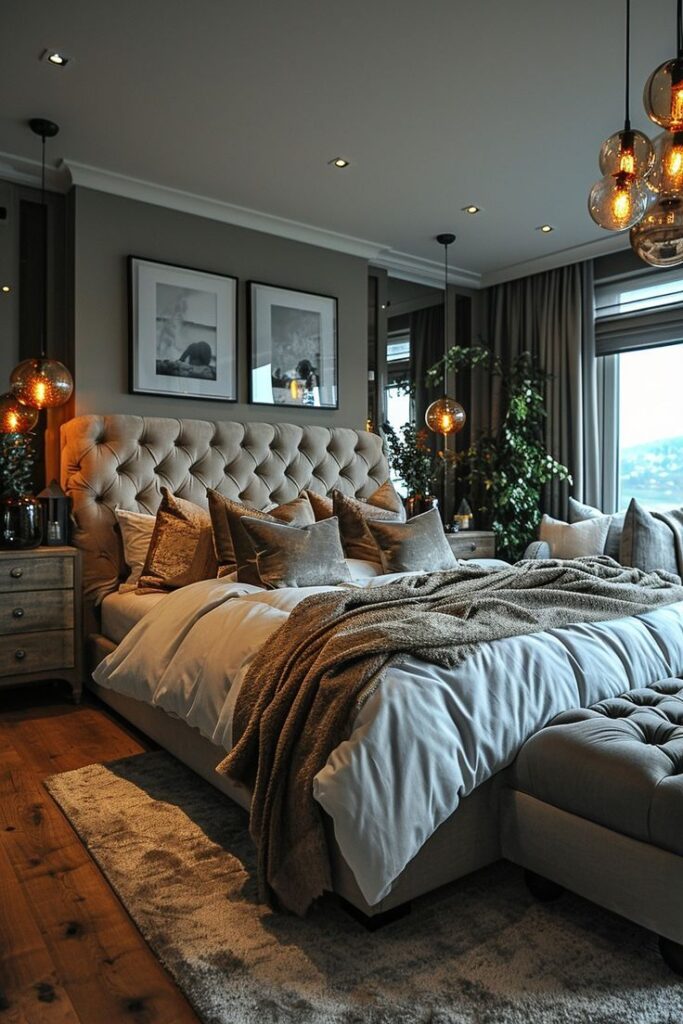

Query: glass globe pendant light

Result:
[588,0,654,231]
[0,393,39,434]
[425,233,466,437]
[10,119,73,412]
[644,1,683,131]
[630,194,683,266]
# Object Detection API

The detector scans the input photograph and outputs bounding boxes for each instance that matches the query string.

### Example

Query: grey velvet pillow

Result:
[568,497,625,562]
[365,508,457,573]
[620,499,681,576]
[239,515,352,589]
[305,479,406,524]
[207,490,315,585]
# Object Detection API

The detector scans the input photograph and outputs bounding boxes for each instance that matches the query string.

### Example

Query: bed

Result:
[61,413,683,919]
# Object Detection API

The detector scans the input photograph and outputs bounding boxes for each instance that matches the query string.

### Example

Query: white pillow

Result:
[539,514,610,560]
[115,507,156,592]
[345,558,382,580]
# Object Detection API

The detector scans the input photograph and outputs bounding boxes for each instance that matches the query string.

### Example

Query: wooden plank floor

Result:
[0,683,199,1024]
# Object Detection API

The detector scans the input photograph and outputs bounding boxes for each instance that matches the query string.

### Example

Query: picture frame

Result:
[248,281,338,409]
[128,256,238,402]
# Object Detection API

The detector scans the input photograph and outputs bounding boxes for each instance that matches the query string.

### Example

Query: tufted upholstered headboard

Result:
[60,414,389,633]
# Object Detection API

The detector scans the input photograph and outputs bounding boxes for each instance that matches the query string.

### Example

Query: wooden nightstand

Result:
[0,546,82,701]
[446,530,496,560]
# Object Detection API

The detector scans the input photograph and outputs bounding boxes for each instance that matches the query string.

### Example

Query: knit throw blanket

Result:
[216,557,683,915]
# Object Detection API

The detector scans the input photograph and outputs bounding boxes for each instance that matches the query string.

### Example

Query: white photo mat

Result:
[249,282,338,409]
[129,258,237,401]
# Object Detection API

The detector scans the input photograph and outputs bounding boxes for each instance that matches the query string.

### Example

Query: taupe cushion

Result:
[510,679,683,858]
[305,479,406,524]
[333,490,405,563]
[620,498,681,576]
[366,508,456,573]
[114,507,155,592]
[208,489,315,576]
[539,513,610,559]
[138,488,218,592]
[208,490,315,586]
[568,497,625,562]
[240,516,351,589]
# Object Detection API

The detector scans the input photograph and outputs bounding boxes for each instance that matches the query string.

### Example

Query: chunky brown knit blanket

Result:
[216,557,683,915]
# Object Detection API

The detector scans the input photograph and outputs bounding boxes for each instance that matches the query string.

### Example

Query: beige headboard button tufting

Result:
[60,414,389,635]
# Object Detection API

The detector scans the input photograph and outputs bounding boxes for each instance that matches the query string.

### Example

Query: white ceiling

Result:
[0,0,676,287]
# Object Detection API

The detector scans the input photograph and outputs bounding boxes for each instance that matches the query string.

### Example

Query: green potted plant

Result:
[426,344,571,560]
[381,421,439,518]
[0,398,42,549]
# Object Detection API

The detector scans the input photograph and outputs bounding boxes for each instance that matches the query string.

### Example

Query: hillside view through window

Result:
[619,343,683,510]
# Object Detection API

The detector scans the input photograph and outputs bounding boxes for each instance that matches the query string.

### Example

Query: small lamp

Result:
[425,234,466,438]
[37,479,71,546]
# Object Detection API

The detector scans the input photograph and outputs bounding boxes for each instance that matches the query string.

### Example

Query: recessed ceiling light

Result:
[42,49,70,67]
[1,285,11,293]
[537,224,554,233]
[329,157,350,168]
[462,205,481,215]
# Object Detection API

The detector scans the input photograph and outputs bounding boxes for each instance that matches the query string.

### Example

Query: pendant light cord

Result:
[679,0,683,58]
[624,0,631,130]
[40,131,47,360]
[443,242,448,367]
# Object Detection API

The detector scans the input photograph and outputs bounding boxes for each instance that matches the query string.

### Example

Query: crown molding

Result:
[0,149,70,191]
[479,232,632,288]
[65,159,388,260]
[370,249,481,290]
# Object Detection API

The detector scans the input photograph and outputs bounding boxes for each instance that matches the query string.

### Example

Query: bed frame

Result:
[61,413,502,917]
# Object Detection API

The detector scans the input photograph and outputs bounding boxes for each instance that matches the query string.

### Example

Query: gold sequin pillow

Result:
[137,488,218,592]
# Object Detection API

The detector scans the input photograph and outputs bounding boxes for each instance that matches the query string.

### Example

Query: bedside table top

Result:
[0,546,78,559]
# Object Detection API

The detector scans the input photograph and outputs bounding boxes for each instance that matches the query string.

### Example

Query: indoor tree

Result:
[427,343,571,560]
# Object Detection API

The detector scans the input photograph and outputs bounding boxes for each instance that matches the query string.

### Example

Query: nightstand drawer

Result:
[0,630,74,677]
[0,590,74,635]
[0,556,73,593]
[448,534,496,559]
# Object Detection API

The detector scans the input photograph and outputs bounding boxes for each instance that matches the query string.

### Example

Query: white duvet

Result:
[93,575,683,906]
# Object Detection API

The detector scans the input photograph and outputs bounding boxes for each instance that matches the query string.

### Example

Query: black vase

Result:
[0,496,43,550]
[404,494,439,519]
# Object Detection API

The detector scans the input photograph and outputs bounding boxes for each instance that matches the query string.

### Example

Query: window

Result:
[385,329,412,436]
[618,343,683,510]
[596,268,683,511]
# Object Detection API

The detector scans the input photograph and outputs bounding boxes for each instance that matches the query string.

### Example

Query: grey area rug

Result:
[45,751,683,1024]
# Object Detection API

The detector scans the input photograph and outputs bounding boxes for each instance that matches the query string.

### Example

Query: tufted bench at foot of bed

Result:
[500,679,683,975]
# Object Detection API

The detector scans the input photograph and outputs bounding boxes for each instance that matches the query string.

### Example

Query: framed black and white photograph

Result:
[248,282,338,409]
[129,257,237,401]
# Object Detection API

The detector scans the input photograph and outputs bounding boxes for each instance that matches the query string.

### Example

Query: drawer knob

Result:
[9,568,23,579]
[14,649,26,661]
[469,542,477,552]
[12,607,24,619]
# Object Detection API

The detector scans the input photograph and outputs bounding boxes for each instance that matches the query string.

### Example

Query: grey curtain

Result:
[410,304,444,458]
[483,261,600,520]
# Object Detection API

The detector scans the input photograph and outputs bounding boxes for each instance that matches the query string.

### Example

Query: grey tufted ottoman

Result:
[500,679,683,974]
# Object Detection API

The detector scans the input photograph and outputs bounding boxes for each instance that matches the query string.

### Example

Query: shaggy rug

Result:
[46,751,683,1024]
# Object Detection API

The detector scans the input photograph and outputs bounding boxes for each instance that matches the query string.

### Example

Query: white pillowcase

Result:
[539,513,610,560]
[115,507,156,592]
[346,558,382,580]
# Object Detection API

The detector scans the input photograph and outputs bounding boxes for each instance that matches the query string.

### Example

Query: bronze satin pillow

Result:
[239,515,352,589]
[365,508,457,573]
[304,480,406,524]
[333,490,405,563]
[207,490,315,585]
[137,488,218,592]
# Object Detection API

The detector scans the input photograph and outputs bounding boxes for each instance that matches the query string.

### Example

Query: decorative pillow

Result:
[333,490,405,563]
[568,497,625,562]
[115,507,156,592]
[239,516,351,589]
[620,499,681,576]
[207,490,315,585]
[539,513,610,560]
[138,488,218,592]
[365,508,457,573]
[305,480,406,524]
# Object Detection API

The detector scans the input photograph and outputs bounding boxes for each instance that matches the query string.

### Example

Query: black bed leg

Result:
[659,936,683,976]
[340,898,412,931]
[524,869,564,903]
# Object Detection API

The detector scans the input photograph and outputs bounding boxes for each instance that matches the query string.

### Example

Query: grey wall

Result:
[72,187,369,428]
